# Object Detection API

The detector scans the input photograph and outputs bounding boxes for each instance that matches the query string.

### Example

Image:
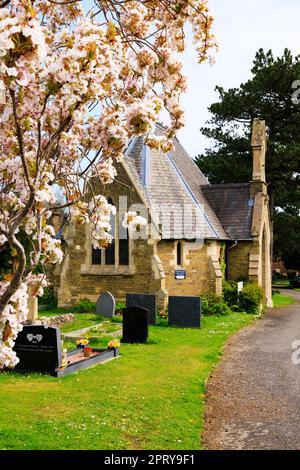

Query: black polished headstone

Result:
[122,307,149,343]
[14,325,62,373]
[126,293,156,325]
[168,296,201,328]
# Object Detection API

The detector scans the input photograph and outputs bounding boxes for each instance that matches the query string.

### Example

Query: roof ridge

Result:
[202,183,250,189]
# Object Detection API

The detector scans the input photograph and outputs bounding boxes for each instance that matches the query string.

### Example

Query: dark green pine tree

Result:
[273,211,300,271]
[196,49,300,268]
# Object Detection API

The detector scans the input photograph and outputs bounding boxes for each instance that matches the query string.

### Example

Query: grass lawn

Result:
[272,280,291,286]
[38,307,74,316]
[38,308,103,333]
[0,313,253,451]
[60,314,104,334]
[272,292,296,308]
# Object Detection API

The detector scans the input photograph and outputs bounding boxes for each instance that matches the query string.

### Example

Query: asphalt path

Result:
[203,290,300,450]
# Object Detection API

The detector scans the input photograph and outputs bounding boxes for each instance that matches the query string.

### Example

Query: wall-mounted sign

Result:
[175,270,187,280]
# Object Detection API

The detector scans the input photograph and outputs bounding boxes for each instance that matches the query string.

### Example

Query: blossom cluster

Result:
[96,158,117,185]
[123,211,147,233]
[0,282,28,369]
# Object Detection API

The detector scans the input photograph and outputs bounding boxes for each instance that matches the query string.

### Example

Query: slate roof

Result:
[201,183,254,240]
[124,124,231,240]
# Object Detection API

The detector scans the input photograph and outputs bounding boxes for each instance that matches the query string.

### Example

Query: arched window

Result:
[177,241,182,266]
[119,230,129,265]
[105,197,115,265]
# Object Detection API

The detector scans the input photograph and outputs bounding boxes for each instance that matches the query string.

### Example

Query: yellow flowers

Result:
[108,340,120,349]
[76,338,89,347]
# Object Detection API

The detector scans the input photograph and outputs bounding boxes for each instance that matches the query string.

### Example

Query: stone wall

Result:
[57,224,166,307]
[57,159,166,307]
[56,156,226,308]
[57,232,224,307]
[227,241,252,281]
[156,239,223,297]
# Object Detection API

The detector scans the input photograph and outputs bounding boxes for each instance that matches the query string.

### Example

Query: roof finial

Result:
[251,119,266,183]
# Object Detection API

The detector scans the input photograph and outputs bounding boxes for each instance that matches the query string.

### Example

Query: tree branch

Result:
[0,234,26,314]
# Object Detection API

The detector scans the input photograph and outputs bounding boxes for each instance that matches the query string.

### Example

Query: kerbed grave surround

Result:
[13,325,119,377]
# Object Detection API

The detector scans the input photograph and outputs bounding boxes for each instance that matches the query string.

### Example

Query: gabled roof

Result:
[124,124,230,240]
[201,183,254,240]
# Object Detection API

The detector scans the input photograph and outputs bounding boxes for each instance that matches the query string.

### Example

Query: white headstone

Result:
[238,282,244,294]
[96,291,115,318]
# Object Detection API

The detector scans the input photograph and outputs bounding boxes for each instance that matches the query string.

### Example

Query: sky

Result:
[179,0,300,156]
[82,0,300,156]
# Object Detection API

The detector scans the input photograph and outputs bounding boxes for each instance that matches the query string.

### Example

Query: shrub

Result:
[238,283,264,314]
[201,292,232,316]
[111,315,123,324]
[287,270,297,280]
[223,281,239,309]
[207,302,232,316]
[201,292,220,315]
[73,299,97,313]
[154,308,168,326]
[273,272,288,282]
[115,302,125,314]
[290,276,300,288]
[156,316,168,327]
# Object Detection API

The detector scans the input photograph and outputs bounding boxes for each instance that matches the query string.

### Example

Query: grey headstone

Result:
[96,291,115,318]
[14,325,62,373]
[168,296,201,328]
[126,293,156,325]
[122,307,149,343]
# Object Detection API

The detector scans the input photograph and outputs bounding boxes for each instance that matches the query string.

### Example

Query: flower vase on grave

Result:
[83,347,93,358]
[113,348,119,357]
[107,340,120,356]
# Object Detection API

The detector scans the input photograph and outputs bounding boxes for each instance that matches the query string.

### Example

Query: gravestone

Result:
[96,291,115,318]
[122,307,149,343]
[168,296,201,328]
[14,325,62,373]
[126,293,156,325]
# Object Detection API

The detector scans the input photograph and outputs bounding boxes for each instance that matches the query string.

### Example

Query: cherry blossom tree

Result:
[0,0,215,368]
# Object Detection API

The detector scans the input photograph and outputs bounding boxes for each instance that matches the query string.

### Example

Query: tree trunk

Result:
[0,235,26,314]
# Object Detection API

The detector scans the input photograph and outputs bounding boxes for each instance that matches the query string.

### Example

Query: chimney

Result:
[251,118,266,183]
